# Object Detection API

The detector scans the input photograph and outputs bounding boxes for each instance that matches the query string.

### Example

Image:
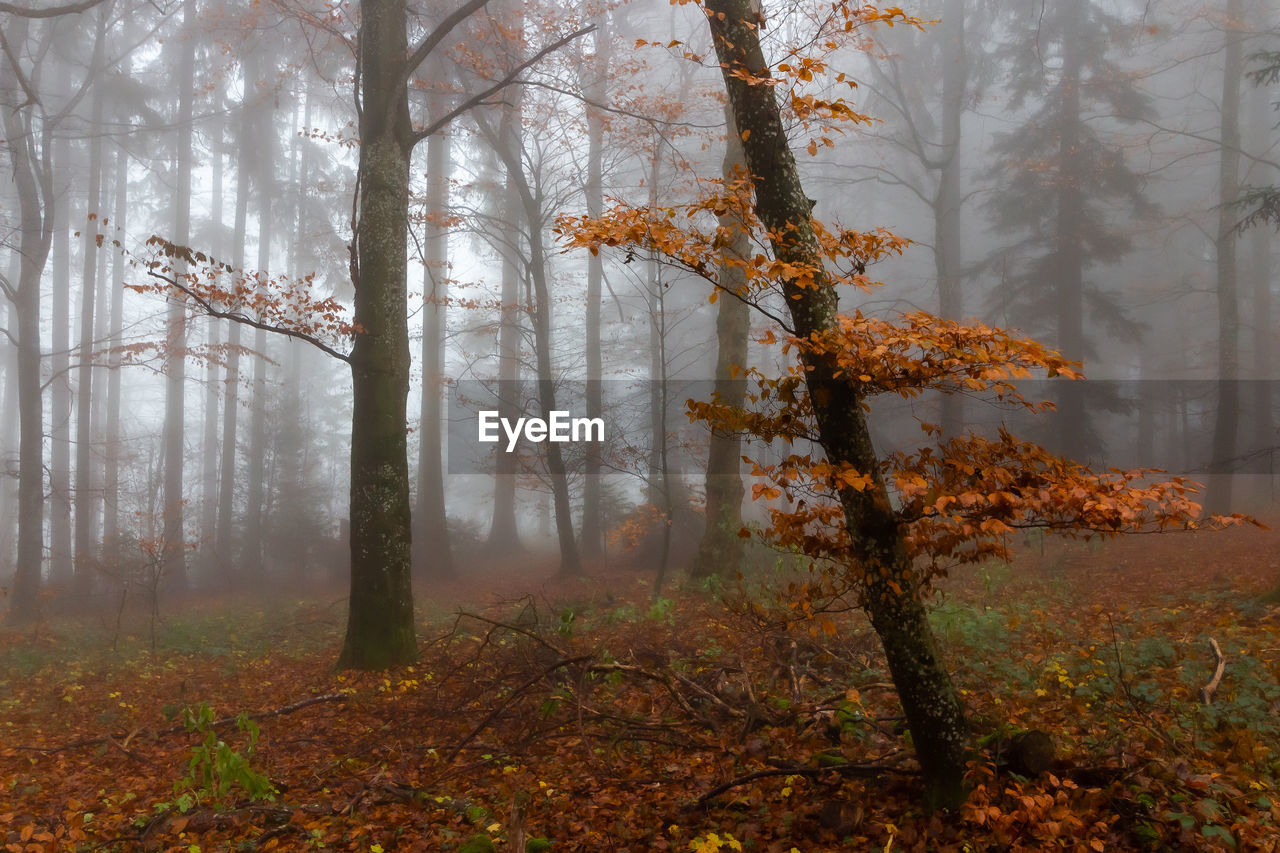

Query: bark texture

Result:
[704,0,969,808]
[338,0,418,669]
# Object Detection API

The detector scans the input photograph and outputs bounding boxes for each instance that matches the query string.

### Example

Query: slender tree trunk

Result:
[74,13,107,587]
[162,0,196,592]
[486,87,524,557]
[338,0,417,669]
[705,0,969,808]
[0,256,19,578]
[3,16,53,621]
[104,139,127,568]
[217,52,255,581]
[1207,0,1243,513]
[488,123,583,577]
[692,107,750,579]
[416,109,454,578]
[936,0,965,438]
[200,121,223,577]
[51,128,73,584]
[580,19,610,564]
[1055,0,1087,461]
[243,82,274,577]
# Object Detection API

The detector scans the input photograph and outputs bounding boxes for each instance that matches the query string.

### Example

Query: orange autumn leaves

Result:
[560,179,1253,593]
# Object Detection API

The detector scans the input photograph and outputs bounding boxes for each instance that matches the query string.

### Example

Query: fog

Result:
[0,0,1276,610]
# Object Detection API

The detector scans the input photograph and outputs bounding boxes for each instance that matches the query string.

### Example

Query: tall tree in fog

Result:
[415,59,453,579]
[1207,0,1245,512]
[340,0,586,667]
[50,105,73,583]
[484,11,526,560]
[243,54,277,577]
[479,92,585,578]
[162,0,196,590]
[217,41,263,579]
[73,2,111,585]
[579,17,610,565]
[1,2,112,619]
[0,15,50,620]
[985,0,1152,456]
[691,108,750,580]
[863,0,981,437]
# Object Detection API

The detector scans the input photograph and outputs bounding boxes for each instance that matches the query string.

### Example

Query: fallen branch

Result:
[1199,638,1226,705]
[695,759,913,806]
[18,693,348,754]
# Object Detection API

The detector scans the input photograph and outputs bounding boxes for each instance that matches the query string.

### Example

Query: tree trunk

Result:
[580,19,610,564]
[416,97,454,579]
[1207,0,1243,513]
[705,0,969,809]
[3,15,53,622]
[935,0,965,438]
[74,10,107,588]
[487,118,584,578]
[200,119,223,579]
[1054,0,1087,462]
[486,87,524,557]
[243,78,274,578]
[692,107,750,580]
[338,0,417,669]
[162,0,196,593]
[217,50,256,582]
[104,135,126,569]
[51,127,73,584]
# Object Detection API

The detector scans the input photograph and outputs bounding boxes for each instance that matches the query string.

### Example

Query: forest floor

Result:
[1,522,1279,852]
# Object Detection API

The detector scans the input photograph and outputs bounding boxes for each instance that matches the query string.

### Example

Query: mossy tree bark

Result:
[339,0,421,669]
[339,0,498,668]
[704,0,969,809]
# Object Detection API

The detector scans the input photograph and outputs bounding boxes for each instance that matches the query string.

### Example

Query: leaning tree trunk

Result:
[338,0,418,669]
[692,105,750,579]
[705,0,969,809]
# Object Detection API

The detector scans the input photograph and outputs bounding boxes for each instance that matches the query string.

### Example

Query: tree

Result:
[565,0,1246,809]
[1206,0,1245,512]
[984,0,1153,459]
[345,0,590,663]
[691,107,750,580]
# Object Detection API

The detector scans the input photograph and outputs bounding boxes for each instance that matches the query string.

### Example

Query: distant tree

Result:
[984,0,1153,459]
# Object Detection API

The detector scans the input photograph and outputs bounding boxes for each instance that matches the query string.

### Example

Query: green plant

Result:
[177,702,276,807]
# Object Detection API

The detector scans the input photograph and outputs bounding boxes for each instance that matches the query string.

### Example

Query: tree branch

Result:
[410,26,596,146]
[0,0,107,18]
[144,269,353,364]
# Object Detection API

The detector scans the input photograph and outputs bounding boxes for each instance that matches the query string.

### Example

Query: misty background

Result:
[1,0,1276,606]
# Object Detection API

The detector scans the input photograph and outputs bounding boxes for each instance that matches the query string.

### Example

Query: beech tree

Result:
[565,0,1247,809]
